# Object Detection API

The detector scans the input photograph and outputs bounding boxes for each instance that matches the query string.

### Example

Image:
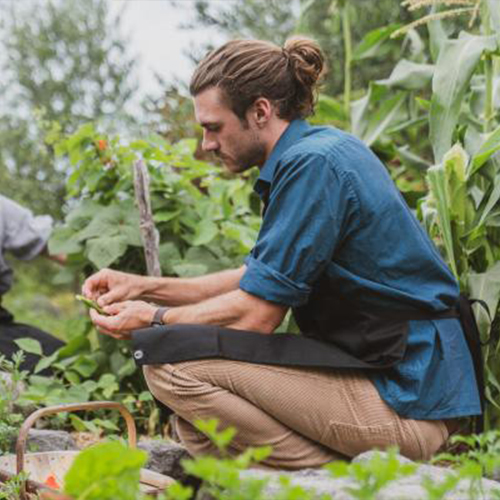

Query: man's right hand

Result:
[82,268,146,307]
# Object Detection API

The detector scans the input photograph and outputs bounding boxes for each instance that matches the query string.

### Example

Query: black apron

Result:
[131,293,485,431]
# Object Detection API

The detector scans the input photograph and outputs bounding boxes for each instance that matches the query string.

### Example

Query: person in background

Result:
[0,194,65,373]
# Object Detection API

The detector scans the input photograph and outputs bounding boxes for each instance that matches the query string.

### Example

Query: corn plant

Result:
[415,0,500,426]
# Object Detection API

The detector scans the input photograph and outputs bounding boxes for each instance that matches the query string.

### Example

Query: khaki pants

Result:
[144,359,448,469]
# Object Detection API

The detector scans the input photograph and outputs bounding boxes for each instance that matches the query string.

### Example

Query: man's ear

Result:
[249,97,273,128]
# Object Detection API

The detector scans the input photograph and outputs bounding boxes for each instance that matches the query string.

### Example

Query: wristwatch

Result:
[151,306,170,327]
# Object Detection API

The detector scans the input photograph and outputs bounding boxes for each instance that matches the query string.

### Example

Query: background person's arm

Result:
[1,195,54,261]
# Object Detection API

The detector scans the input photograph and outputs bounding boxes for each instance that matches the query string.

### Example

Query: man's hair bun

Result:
[284,37,325,89]
[191,36,326,121]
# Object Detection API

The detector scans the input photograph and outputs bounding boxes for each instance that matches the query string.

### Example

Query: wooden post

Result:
[133,160,161,277]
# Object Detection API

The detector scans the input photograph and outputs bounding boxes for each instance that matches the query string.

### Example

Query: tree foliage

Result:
[170,0,414,96]
[0,0,137,218]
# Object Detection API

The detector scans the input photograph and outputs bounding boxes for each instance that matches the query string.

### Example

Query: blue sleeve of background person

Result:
[240,151,358,306]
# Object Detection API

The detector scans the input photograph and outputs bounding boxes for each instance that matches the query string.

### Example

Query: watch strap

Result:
[151,306,170,327]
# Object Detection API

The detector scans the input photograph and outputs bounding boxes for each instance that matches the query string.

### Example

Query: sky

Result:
[0,0,229,117]
[108,0,226,97]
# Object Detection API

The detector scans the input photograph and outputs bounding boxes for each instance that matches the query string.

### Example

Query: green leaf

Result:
[48,227,83,255]
[427,163,457,277]
[76,203,140,243]
[184,246,226,274]
[221,222,258,253]
[377,59,434,90]
[396,146,431,171]
[325,461,350,477]
[71,355,98,378]
[93,418,119,431]
[353,24,400,61]
[14,338,42,356]
[428,4,448,62]
[154,209,181,223]
[66,199,103,227]
[311,94,347,125]
[86,235,129,269]
[190,219,218,246]
[69,414,89,432]
[466,262,500,339]
[487,0,500,33]
[34,351,59,374]
[350,92,371,139]
[430,33,498,162]
[63,442,147,500]
[471,124,500,175]
[477,174,500,227]
[57,334,91,359]
[172,262,208,278]
[363,92,406,146]
[97,373,119,399]
[117,358,136,380]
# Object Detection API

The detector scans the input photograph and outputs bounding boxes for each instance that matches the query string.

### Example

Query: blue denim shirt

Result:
[239,119,481,420]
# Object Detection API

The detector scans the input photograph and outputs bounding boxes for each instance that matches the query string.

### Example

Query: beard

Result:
[221,130,267,173]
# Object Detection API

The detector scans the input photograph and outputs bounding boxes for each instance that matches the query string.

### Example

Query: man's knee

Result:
[143,364,174,399]
[143,363,198,405]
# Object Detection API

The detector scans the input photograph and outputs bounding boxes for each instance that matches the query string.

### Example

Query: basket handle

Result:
[16,401,137,499]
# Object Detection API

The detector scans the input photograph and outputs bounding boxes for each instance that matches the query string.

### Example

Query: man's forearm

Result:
[161,288,288,333]
[139,266,246,306]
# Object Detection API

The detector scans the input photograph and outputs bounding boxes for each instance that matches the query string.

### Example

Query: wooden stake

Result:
[133,160,161,277]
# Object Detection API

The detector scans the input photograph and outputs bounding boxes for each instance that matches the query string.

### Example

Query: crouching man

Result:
[84,37,481,469]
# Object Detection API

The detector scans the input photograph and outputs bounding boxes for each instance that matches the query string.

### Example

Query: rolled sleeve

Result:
[240,151,357,307]
[240,256,311,306]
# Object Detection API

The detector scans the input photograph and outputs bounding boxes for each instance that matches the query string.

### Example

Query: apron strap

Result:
[458,294,485,434]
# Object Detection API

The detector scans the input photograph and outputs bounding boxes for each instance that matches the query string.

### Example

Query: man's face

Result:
[194,87,267,173]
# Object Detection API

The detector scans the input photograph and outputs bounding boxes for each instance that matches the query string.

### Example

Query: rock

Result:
[138,438,192,482]
[488,468,500,483]
[0,371,24,403]
[12,429,78,453]
[236,451,500,499]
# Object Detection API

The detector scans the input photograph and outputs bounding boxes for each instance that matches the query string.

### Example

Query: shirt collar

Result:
[254,119,311,200]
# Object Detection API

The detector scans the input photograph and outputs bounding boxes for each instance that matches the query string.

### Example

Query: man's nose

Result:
[202,133,219,152]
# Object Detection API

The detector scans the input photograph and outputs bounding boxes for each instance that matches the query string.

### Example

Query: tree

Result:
[170,0,415,96]
[0,0,138,218]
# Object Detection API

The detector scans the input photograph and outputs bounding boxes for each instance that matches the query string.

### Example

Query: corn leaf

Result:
[427,164,457,277]
[353,24,400,61]
[430,33,497,162]
[363,92,406,146]
[466,262,500,339]
[377,59,434,90]
[471,124,500,175]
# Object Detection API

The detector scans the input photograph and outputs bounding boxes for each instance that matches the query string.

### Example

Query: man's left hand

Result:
[89,300,156,340]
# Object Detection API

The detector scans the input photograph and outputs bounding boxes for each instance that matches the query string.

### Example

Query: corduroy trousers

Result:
[144,359,449,469]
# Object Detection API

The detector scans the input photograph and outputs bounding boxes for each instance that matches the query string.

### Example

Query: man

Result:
[0,195,65,372]
[84,37,481,468]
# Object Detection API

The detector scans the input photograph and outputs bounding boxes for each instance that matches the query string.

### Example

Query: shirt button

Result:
[134,350,144,360]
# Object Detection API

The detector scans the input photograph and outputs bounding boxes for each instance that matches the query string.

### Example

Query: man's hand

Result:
[82,268,146,307]
[89,300,157,340]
